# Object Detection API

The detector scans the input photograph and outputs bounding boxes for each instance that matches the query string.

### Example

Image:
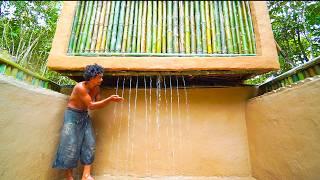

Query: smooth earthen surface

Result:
[246,77,320,180]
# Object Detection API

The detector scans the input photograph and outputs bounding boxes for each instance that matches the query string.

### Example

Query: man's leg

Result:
[80,118,96,180]
[82,165,94,180]
[65,169,73,180]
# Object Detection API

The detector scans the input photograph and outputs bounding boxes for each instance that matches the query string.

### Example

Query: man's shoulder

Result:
[74,82,87,93]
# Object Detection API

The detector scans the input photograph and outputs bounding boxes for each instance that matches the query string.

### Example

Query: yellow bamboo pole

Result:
[204,1,212,53]
[156,1,162,53]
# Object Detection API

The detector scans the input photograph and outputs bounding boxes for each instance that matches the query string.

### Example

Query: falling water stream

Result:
[110,75,189,177]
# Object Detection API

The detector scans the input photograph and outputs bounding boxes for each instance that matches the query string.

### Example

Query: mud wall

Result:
[90,86,255,177]
[246,77,320,180]
[0,75,68,179]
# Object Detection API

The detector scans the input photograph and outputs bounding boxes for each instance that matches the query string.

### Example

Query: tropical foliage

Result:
[0,1,75,85]
[247,1,320,84]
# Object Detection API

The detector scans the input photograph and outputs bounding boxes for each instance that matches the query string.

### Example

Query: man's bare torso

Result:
[67,82,100,110]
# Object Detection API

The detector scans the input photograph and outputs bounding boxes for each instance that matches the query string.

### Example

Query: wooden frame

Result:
[47,1,279,75]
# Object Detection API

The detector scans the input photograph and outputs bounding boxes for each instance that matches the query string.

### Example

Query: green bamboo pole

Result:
[161,1,167,53]
[136,1,143,53]
[241,1,253,54]
[126,1,135,52]
[184,1,191,54]
[90,1,102,52]
[105,1,114,52]
[95,1,107,51]
[232,1,241,53]
[223,1,233,53]
[68,1,82,53]
[204,1,212,53]
[209,1,216,53]
[214,1,221,53]
[73,52,255,57]
[110,1,121,52]
[200,1,207,53]
[72,1,86,53]
[156,1,162,53]
[78,1,93,53]
[237,1,248,54]
[190,2,196,53]
[194,1,202,54]
[115,1,127,52]
[179,1,185,53]
[173,1,179,53]
[85,1,97,52]
[140,1,147,53]
[121,1,131,52]
[245,1,256,53]
[167,1,173,53]
[218,1,227,53]
[100,1,111,51]
[131,2,139,52]
[228,1,238,53]
[146,1,152,53]
[152,1,158,53]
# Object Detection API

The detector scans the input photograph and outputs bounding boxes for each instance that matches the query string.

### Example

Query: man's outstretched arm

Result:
[77,86,123,110]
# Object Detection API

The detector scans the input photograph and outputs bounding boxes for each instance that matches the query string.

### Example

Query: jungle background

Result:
[0,1,319,85]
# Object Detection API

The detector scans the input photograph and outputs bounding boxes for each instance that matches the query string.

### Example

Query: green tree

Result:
[247,1,320,85]
[0,1,75,85]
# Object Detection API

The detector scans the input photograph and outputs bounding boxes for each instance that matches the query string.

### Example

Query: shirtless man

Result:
[52,64,124,180]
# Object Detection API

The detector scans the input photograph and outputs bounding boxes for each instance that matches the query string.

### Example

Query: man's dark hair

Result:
[83,64,104,81]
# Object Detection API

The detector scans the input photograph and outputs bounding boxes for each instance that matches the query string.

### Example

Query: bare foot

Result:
[82,175,94,180]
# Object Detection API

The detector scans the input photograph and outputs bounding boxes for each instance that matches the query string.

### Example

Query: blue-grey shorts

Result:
[52,107,96,169]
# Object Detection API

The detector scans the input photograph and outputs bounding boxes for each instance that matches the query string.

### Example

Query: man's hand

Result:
[109,95,124,102]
